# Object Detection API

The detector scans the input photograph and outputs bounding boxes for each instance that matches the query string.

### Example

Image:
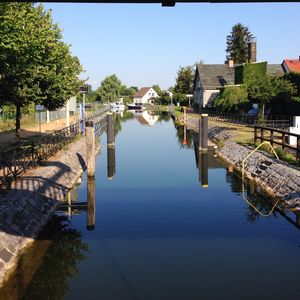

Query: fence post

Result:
[282,132,286,150]
[297,136,300,161]
[260,127,264,143]
[254,126,257,144]
[86,120,95,177]
[270,129,274,146]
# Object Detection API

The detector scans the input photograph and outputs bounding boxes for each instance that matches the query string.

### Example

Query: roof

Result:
[134,87,152,97]
[283,59,300,73]
[267,64,284,76]
[196,64,235,89]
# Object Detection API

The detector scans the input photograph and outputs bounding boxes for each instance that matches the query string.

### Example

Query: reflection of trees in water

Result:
[22,215,89,300]
[225,171,280,223]
[114,110,135,136]
[156,111,171,122]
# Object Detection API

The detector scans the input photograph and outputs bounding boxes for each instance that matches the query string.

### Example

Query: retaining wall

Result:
[0,136,90,286]
[209,127,300,209]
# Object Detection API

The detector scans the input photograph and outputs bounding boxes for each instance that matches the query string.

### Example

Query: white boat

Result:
[110,102,125,110]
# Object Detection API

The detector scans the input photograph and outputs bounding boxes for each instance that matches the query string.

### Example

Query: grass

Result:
[208,120,254,145]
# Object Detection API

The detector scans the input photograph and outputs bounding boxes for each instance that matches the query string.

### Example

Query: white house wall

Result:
[134,88,159,104]
[203,90,220,107]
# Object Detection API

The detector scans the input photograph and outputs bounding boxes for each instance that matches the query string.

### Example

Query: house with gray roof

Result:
[193,63,235,108]
[193,62,285,108]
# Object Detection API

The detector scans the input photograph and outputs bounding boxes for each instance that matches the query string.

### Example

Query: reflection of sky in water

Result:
[23,116,300,300]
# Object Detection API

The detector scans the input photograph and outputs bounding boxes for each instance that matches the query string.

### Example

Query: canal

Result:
[4,111,300,299]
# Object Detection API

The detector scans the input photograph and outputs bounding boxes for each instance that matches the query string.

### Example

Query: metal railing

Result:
[208,112,292,129]
[0,107,109,189]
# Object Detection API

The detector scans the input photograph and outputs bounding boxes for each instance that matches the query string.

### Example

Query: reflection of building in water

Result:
[136,110,159,126]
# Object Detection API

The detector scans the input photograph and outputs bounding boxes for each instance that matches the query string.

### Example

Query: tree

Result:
[173,66,194,94]
[214,86,250,113]
[120,85,136,98]
[226,23,254,64]
[0,3,82,138]
[246,73,294,120]
[152,84,162,96]
[96,74,121,103]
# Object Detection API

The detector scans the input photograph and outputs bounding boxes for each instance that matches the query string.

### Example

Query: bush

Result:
[214,85,251,113]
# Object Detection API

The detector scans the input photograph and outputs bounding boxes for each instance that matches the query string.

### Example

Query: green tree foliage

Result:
[174,66,194,94]
[130,86,139,92]
[235,62,267,84]
[226,23,254,64]
[0,3,82,138]
[96,74,121,102]
[284,72,300,101]
[214,86,251,113]
[246,73,294,119]
[152,84,162,96]
[120,85,136,98]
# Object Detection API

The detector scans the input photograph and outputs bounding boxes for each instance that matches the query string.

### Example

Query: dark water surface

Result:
[20,113,300,299]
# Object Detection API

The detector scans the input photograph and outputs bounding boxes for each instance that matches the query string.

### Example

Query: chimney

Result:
[248,37,257,63]
[228,59,234,68]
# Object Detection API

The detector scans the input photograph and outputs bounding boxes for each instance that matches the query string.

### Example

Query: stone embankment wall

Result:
[0,137,90,286]
[209,127,300,209]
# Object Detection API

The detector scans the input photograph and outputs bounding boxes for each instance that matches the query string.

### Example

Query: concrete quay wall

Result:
[0,137,89,286]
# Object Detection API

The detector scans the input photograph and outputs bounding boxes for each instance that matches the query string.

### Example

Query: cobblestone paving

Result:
[0,137,88,285]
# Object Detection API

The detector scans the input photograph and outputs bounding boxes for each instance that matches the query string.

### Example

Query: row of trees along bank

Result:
[0,3,83,138]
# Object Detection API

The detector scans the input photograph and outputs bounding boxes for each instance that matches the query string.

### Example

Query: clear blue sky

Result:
[42,2,300,90]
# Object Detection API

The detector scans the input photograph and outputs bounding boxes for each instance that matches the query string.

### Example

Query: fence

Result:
[0,106,109,189]
[208,112,292,129]
[254,125,300,160]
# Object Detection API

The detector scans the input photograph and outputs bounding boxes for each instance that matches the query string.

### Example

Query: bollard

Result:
[87,176,96,231]
[198,117,202,151]
[86,120,95,177]
[107,113,115,147]
[201,114,208,151]
[201,152,208,188]
[107,146,116,180]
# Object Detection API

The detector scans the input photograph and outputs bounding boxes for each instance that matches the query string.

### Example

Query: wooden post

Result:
[297,136,300,161]
[107,146,116,179]
[254,126,257,144]
[87,176,96,231]
[198,117,202,151]
[201,114,208,151]
[86,120,95,177]
[260,127,264,143]
[282,132,286,150]
[270,129,274,146]
[107,113,115,147]
[201,152,208,188]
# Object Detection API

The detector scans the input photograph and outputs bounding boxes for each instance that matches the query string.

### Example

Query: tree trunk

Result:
[15,103,21,140]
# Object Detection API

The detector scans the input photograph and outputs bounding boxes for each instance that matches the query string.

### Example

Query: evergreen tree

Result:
[173,66,194,94]
[226,23,254,64]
